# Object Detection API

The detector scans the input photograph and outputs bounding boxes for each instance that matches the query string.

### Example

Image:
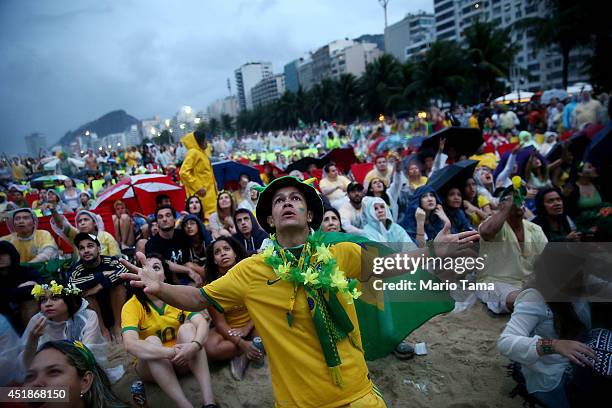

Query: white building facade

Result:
[234,62,273,111]
[251,74,286,107]
[385,12,435,62]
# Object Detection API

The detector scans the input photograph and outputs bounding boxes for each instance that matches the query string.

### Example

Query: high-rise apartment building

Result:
[330,42,382,80]
[433,0,590,90]
[251,74,286,107]
[385,12,435,62]
[234,62,273,111]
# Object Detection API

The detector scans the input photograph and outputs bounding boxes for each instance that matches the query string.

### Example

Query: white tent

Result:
[494,91,534,103]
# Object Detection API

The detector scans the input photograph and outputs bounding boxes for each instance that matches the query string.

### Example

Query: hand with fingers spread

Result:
[552,339,596,367]
[432,214,480,258]
[120,252,162,295]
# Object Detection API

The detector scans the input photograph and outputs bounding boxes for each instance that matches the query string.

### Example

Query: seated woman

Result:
[0,208,59,263]
[320,207,344,233]
[121,253,216,408]
[208,191,236,239]
[524,150,552,191]
[574,162,603,214]
[0,241,42,332]
[232,209,268,254]
[474,166,498,209]
[50,209,121,258]
[362,197,416,248]
[203,237,261,381]
[442,186,474,234]
[463,177,492,227]
[184,195,206,222]
[401,186,449,248]
[237,181,261,214]
[40,190,71,215]
[24,340,128,408]
[180,214,212,279]
[112,200,146,249]
[61,178,82,212]
[532,187,580,242]
[21,280,123,382]
[78,191,93,211]
[497,246,604,408]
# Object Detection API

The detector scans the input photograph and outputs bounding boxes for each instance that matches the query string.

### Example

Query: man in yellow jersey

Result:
[122,176,478,407]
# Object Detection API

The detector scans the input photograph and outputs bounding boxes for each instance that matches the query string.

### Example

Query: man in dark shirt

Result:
[145,205,202,285]
[68,232,127,342]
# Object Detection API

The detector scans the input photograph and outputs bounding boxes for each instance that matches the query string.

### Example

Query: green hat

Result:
[254,176,323,233]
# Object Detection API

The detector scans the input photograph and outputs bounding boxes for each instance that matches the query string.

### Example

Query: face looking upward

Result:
[13,211,35,236]
[543,191,564,216]
[78,240,100,263]
[420,192,437,211]
[183,219,199,237]
[267,186,312,232]
[77,214,96,234]
[321,210,340,232]
[218,193,232,210]
[188,198,202,215]
[375,157,387,172]
[446,188,463,209]
[212,240,237,272]
[374,203,387,222]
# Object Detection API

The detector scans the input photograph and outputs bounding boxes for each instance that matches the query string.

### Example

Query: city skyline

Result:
[0,0,432,155]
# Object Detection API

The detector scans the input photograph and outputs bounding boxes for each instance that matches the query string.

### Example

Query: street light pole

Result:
[379,0,389,51]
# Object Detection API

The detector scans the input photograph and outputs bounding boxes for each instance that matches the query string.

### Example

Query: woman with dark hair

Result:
[321,207,344,233]
[21,281,113,379]
[524,150,552,190]
[24,340,128,408]
[497,245,604,408]
[181,214,213,277]
[121,253,216,408]
[463,177,492,227]
[532,187,580,242]
[203,237,260,380]
[208,191,236,239]
[442,186,474,234]
[400,185,448,247]
[185,195,206,222]
[61,177,82,212]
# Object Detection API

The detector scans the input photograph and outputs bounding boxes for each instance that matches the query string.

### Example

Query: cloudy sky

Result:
[0,0,432,155]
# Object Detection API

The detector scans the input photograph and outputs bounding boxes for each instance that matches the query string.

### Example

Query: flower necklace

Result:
[263,230,361,326]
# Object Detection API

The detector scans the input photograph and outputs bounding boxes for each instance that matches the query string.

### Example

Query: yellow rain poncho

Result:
[179,132,218,220]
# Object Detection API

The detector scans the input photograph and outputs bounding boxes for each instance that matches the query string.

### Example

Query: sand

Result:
[110,304,523,407]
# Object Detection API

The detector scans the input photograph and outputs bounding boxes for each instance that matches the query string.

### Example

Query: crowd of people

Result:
[1,89,611,407]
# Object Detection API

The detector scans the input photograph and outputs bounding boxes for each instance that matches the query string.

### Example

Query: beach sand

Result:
[111,304,523,407]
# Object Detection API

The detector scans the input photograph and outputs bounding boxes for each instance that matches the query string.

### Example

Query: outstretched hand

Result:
[432,216,479,258]
[120,252,161,295]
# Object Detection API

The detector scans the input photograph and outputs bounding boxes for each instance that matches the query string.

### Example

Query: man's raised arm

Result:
[120,252,209,312]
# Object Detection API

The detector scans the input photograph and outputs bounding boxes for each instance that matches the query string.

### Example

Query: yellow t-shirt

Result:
[319,175,350,202]
[201,242,372,408]
[478,220,548,286]
[1,230,58,263]
[409,176,428,191]
[121,295,199,347]
[468,195,491,227]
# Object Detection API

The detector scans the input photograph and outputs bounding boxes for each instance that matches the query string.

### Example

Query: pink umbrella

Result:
[91,174,186,215]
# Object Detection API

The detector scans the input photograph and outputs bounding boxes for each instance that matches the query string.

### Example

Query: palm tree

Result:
[513,0,590,88]
[334,73,360,122]
[220,114,234,133]
[463,21,519,102]
[404,41,466,106]
[208,117,220,135]
[359,54,405,118]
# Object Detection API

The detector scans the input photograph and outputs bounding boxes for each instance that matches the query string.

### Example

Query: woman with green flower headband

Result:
[24,340,128,408]
[21,280,123,383]
[121,176,479,407]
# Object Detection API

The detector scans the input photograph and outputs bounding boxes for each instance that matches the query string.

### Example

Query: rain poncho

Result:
[179,132,218,219]
[237,181,261,213]
[232,209,268,254]
[0,208,58,263]
[50,210,120,258]
[361,197,415,248]
[20,298,124,383]
[399,185,445,242]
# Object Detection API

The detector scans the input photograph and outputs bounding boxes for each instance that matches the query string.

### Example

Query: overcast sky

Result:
[0,0,432,155]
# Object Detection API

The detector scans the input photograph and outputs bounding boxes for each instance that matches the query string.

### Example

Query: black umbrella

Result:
[584,122,612,169]
[286,156,324,173]
[426,160,479,195]
[419,127,484,158]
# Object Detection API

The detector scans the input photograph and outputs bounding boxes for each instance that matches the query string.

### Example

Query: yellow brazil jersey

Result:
[121,295,199,347]
[201,242,372,408]
[1,230,58,263]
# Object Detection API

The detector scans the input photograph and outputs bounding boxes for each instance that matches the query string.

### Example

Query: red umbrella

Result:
[90,174,186,215]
